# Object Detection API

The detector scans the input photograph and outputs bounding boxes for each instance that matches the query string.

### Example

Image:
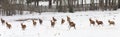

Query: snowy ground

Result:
[0,10,120,37]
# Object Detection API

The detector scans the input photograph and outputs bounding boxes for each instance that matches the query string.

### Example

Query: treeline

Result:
[0,0,120,16]
[0,0,25,16]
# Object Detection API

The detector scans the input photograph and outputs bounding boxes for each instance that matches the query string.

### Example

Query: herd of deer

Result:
[1,18,12,29]
[0,18,43,30]
[0,16,115,31]
[89,18,115,26]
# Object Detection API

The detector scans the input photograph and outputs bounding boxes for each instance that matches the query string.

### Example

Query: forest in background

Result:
[0,0,119,16]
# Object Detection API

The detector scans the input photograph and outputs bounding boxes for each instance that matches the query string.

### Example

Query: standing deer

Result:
[108,20,115,26]
[68,21,76,29]
[96,19,103,26]
[1,18,5,24]
[32,20,37,26]
[39,19,43,25]
[89,18,95,26]
[67,16,76,29]
[61,18,65,24]
[51,20,55,28]
[21,23,26,30]
[6,22,12,29]
[67,16,70,22]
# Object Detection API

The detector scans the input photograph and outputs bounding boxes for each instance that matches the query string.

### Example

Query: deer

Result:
[108,20,115,26]
[1,18,5,24]
[51,20,55,28]
[39,19,43,25]
[67,16,76,29]
[89,18,95,26]
[67,16,70,22]
[61,18,65,24]
[32,20,37,26]
[96,19,103,26]
[68,21,76,29]
[52,17,57,22]
[6,22,12,29]
[21,23,26,30]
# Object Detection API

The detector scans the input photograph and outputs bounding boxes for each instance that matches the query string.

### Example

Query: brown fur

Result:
[6,22,11,29]
[108,20,115,25]
[1,18,5,24]
[21,23,26,30]
[61,18,65,24]
[96,20,103,25]
[39,19,43,25]
[51,20,55,27]
[32,20,37,26]
[67,16,76,29]
[68,21,76,29]
[89,18,95,26]
[52,17,57,21]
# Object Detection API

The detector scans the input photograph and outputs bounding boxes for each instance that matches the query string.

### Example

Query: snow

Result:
[0,10,120,37]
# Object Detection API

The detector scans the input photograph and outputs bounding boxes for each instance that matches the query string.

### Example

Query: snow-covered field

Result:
[0,10,120,37]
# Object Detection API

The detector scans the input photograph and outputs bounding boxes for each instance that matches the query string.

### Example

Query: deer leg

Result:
[69,26,71,30]
[74,26,76,29]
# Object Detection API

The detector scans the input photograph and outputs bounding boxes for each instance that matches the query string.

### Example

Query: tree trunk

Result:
[112,0,117,10]
[77,0,79,6]
[58,0,62,12]
[68,0,74,13]
[118,0,120,8]
[81,0,83,7]
[49,0,52,8]
[99,0,104,10]
[84,0,86,11]
[90,0,95,10]
[105,0,108,10]
[53,0,58,9]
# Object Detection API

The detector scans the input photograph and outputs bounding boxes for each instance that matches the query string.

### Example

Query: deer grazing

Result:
[1,18,5,24]
[6,22,12,29]
[89,18,95,26]
[21,23,26,30]
[68,21,76,29]
[39,19,43,25]
[61,18,65,24]
[51,20,55,28]
[96,19,103,26]
[108,20,115,26]
[32,20,37,26]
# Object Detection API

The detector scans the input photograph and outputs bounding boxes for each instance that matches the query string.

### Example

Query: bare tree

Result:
[105,0,108,10]
[90,0,95,10]
[77,0,79,7]
[68,0,74,12]
[118,0,120,8]
[49,0,52,8]
[19,0,24,4]
[81,0,83,7]
[99,0,104,10]
[81,0,83,11]
[26,0,39,6]
[112,0,117,10]
[1,0,15,16]
[84,0,86,11]
[10,0,17,4]
[53,0,59,9]
[58,0,62,12]
[108,0,112,10]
